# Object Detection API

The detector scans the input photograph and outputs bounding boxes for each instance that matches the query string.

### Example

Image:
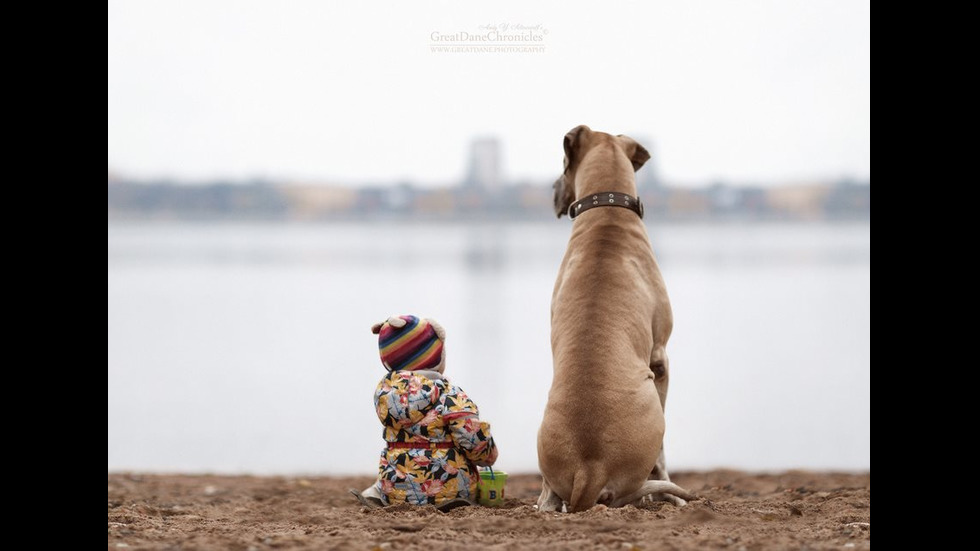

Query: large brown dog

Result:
[536,125,693,512]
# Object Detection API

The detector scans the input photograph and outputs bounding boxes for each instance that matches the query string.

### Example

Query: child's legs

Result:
[361,481,385,502]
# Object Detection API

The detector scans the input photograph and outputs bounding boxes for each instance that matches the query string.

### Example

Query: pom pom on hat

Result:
[371,315,445,372]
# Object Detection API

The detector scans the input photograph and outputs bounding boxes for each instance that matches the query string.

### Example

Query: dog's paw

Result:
[638,493,687,507]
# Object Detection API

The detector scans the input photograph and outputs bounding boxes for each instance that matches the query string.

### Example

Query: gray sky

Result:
[108,0,870,186]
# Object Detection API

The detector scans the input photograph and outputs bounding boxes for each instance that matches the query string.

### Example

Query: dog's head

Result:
[553,125,651,218]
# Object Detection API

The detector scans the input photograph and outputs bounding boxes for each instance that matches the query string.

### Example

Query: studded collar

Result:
[568,191,644,220]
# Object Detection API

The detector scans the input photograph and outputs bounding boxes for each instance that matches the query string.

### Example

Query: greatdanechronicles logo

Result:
[430,23,548,53]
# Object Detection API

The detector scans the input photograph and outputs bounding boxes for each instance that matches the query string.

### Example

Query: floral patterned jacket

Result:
[373,370,498,505]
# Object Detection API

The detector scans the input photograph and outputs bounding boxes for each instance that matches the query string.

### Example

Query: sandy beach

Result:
[107,470,870,550]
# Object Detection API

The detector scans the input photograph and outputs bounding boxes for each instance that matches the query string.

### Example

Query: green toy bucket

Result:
[477,469,508,506]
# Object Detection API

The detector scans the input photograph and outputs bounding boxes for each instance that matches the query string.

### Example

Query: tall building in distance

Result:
[464,137,502,189]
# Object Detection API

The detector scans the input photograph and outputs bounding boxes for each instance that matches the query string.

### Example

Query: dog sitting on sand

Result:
[536,126,694,512]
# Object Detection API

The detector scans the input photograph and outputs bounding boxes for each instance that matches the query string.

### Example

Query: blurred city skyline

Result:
[108,1,870,187]
[108,134,869,221]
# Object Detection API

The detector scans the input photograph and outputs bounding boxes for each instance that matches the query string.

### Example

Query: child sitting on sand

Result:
[352,315,498,509]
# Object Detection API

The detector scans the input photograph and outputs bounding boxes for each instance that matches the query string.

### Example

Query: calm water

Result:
[107,221,870,474]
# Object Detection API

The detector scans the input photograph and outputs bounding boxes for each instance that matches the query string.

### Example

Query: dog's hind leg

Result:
[536,477,564,512]
[649,347,670,417]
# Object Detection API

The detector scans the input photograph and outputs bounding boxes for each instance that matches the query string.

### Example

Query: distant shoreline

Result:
[107,214,871,224]
[108,179,870,223]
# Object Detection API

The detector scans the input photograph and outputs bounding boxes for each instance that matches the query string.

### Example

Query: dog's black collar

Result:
[568,192,644,220]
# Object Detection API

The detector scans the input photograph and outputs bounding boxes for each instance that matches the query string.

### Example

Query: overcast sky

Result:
[108,1,870,186]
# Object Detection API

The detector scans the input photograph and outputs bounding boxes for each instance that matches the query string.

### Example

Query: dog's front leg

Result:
[646,347,686,505]
[536,477,564,512]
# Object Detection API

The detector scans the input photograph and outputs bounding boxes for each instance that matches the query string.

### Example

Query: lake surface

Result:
[108,221,870,474]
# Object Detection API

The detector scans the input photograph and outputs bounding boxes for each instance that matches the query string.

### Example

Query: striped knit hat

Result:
[374,315,445,372]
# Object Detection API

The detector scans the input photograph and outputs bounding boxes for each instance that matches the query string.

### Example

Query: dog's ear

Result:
[553,176,570,218]
[555,125,589,218]
[616,134,651,172]
[563,125,589,174]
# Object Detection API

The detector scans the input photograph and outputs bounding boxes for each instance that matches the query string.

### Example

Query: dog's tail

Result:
[567,462,606,513]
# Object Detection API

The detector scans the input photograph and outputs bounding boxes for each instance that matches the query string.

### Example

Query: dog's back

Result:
[539,209,669,511]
